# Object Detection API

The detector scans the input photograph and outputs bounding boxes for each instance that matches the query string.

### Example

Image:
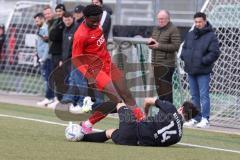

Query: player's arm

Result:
[155,99,177,113]
[144,97,177,115]
[143,97,158,116]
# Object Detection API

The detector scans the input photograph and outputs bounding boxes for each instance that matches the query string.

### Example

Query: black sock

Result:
[94,101,117,114]
[82,131,109,143]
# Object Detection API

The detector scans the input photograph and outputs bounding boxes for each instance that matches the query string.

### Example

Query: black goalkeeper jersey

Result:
[137,99,183,146]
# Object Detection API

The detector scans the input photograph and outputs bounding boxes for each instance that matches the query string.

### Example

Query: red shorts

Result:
[76,58,123,91]
[95,63,123,90]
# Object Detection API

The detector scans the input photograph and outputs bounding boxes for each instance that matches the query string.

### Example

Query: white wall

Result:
[0,0,16,25]
[0,0,50,25]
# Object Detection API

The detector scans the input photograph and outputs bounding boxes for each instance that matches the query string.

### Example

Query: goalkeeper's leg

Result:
[82,129,116,143]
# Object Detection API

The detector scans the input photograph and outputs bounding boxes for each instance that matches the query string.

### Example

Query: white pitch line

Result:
[0,113,239,154]
[0,114,102,132]
[178,143,240,154]
[0,114,67,126]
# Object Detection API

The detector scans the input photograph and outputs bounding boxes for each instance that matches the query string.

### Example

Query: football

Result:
[65,123,84,142]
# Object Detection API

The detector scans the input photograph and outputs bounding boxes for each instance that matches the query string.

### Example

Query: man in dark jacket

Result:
[61,12,78,63]
[180,12,220,128]
[47,4,66,107]
[49,4,65,66]
[148,10,181,103]
[60,12,88,110]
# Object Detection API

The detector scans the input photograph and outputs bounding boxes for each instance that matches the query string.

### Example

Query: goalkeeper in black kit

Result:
[81,97,199,146]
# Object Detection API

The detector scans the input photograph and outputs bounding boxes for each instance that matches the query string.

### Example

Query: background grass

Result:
[0,103,239,160]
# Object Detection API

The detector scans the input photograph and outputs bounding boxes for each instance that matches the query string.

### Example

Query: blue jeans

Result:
[62,67,104,107]
[40,59,54,99]
[62,68,87,106]
[188,74,210,121]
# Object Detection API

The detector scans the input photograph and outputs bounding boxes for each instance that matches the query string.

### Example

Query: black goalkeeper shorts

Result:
[111,106,138,146]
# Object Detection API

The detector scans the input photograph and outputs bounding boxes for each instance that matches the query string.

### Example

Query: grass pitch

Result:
[0,103,239,160]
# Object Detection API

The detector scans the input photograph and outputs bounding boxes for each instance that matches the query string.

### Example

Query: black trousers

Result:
[51,55,63,101]
[153,65,175,103]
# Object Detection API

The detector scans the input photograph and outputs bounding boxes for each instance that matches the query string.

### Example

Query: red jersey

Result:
[72,22,111,73]
[72,22,123,90]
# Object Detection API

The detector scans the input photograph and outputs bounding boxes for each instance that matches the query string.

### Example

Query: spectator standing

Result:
[61,12,77,66]
[73,5,85,27]
[43,6,55,32]
[180,12,220,128]
[34,13,54,106]
[148,10,181,103]
[45,4,66,108]
[60,12,89,113]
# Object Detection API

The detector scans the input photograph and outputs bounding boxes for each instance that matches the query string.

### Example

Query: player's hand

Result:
[144,97,157,106]
[143,97,157,116]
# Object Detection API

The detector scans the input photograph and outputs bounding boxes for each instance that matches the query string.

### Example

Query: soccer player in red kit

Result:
[72,4,144,133]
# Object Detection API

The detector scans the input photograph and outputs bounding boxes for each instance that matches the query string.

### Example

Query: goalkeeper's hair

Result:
[182,101,199,121]
[194,12,206,21]
[83,4,103,18]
